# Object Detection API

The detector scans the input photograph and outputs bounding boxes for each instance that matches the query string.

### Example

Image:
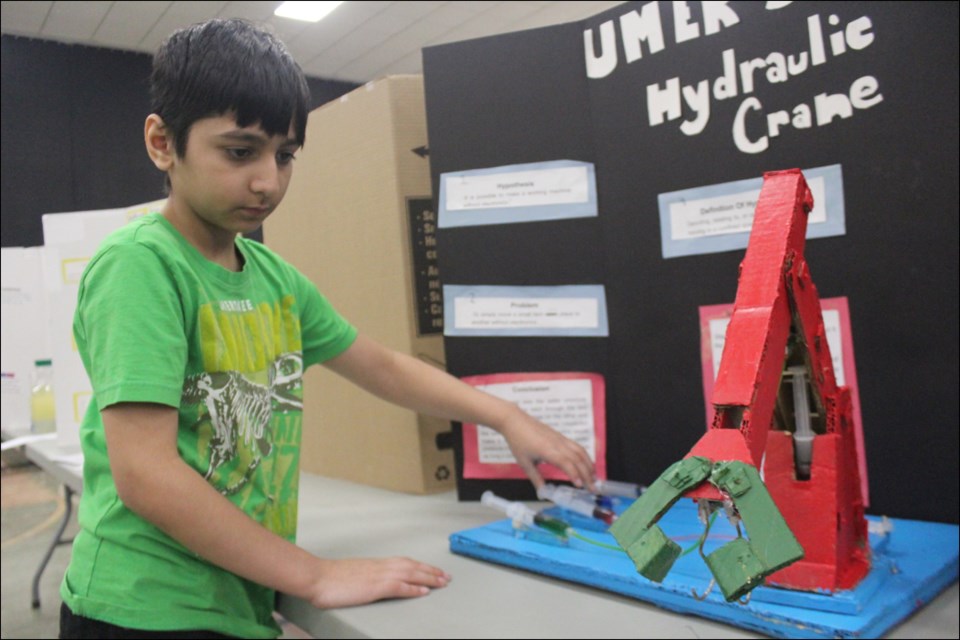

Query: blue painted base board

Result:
[450,500,959,638]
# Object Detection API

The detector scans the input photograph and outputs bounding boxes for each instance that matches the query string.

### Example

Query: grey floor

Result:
[2,455,71,639]
[1,456,311,639]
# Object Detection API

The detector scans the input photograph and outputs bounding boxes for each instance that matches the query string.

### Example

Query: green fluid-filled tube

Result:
[534,514,571,537]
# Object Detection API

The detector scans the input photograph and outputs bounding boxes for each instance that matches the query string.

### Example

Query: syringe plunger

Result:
[481,490,535,528]
[594,478,645,498]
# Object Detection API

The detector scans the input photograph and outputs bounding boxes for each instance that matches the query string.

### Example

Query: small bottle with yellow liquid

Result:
[30,359,56,434]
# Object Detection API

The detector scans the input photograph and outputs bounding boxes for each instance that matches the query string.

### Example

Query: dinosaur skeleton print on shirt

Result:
[182,352,303,495]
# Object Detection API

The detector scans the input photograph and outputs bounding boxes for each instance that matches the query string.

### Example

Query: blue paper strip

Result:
[439,160,598,228]
[443,284,608,337]
[658,164,846,259]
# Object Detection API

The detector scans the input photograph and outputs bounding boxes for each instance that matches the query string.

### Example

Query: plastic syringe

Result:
[537,483,617,525]
[593,479,646,499]
[480,491,570,537]
[788,365,814,478]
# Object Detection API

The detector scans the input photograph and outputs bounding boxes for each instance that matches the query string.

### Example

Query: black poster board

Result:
[406,197,444,335]
[423,1,958,523]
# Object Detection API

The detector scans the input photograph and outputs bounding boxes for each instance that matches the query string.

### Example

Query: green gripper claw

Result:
[611,458,804,602]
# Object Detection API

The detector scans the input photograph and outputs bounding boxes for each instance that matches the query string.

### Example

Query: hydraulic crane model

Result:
[610,169,870,602]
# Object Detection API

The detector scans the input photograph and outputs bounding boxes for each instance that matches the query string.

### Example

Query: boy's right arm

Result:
[102,401,450,608]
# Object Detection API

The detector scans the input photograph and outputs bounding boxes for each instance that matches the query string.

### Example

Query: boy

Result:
[59,18,596,639]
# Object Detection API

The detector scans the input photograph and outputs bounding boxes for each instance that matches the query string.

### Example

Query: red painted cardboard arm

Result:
[612,170,869,597]
[687,169,816,490]
[685,168,870,591]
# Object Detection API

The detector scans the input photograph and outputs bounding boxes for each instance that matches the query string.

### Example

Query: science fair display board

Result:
[422,1,958,524]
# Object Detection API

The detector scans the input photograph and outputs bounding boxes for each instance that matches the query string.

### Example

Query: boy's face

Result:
[164,113,300,237]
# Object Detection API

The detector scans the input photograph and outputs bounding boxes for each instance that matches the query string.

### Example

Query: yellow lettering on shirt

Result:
[199,295,302,373]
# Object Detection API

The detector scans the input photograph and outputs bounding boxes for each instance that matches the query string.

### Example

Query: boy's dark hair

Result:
[150,18,310,157]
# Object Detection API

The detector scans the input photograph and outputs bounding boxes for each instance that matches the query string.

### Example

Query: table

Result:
[277,474,960,639]
[21,439,958,638]
[22,436,82,609]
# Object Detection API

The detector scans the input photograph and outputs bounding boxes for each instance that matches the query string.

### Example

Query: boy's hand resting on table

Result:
[308,557,452,608]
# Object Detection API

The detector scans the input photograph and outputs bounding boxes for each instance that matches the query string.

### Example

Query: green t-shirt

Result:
[60,213,357,638]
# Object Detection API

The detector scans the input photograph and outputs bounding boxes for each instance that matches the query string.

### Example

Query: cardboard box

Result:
[264,75,452,494]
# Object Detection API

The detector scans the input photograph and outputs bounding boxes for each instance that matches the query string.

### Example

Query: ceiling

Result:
[0,1,625,83]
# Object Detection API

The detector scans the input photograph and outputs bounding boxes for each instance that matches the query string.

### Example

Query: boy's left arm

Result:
[323,334,595,490]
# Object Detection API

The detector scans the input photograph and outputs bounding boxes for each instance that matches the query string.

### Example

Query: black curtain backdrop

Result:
[1,35,357,248]
[423,1,959,523]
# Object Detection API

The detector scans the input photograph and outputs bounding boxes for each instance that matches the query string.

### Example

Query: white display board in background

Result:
[1,247,52,436]
[41,199,165,448]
